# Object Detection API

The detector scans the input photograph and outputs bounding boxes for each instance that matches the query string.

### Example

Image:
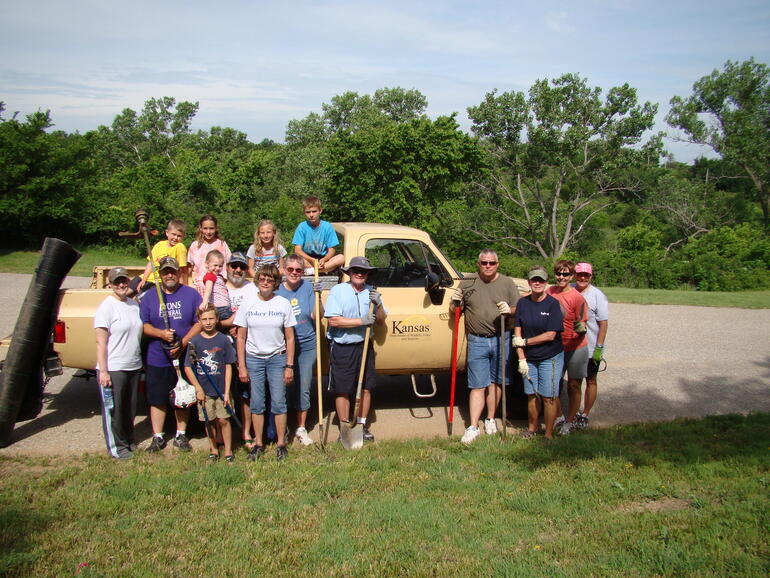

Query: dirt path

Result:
[1,273,768,456]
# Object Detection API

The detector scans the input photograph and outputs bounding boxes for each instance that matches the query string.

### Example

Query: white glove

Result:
[496,301,511,315]
[512,335,526,348]
[518,359,530,380]
[369,288,383,308]
[451,287,463,304]
[361,312,376,326]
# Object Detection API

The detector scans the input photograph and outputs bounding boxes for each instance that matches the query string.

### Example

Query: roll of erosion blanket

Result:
[0,238,81,447]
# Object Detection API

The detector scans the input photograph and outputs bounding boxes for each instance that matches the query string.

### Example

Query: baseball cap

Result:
[575,262,593,275]
[107,267,130,283]
[341,256,376,273]
[158,256,180,271]
[527,266,548,281]
[228,252,248,266]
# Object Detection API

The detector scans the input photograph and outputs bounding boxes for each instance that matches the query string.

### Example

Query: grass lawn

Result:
[603,287,770,309]
[1,413,767,576]
[0,247,145,278]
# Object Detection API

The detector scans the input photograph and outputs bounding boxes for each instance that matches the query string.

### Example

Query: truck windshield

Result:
[364,239,451,288]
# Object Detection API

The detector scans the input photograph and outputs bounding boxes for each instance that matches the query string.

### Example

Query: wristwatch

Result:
[284,364,294,369]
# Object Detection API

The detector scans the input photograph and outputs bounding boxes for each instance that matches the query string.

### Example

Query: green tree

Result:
[667,58,770,227]
[467,74,661,261]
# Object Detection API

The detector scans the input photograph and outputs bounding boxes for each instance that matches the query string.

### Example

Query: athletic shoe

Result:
[295,427,314,446]
[225,455,235,463]
[276,445,288,461]
[554,416,566,430]
[484,418,498,435]
[520,430,537,439]
[173,433,192,451]
[575,412,589,430]
[559,421,573,436]
[146,436,166,453]
[363,426,374,442]
[461,426,480,445]
[247,445,264,461]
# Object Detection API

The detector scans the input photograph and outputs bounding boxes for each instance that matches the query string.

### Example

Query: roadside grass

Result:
[603,287,770,309]
[0,247,145,277]
[1,413,767,576]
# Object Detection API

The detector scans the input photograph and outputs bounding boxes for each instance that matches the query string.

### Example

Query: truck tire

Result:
[0,238,81,447]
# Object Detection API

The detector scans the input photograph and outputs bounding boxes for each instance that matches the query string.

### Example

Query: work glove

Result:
[512,335,526,348]
[451,287,463,304]
[592,345,604,363]
[573,319,587,334]
[313,282,323,293]
[369,288,383,308]
[361,312,376,327]
[496,301,511,315]
[518,359,530,380]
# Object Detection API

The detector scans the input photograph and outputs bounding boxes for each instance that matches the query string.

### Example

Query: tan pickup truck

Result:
[51,223,527,389]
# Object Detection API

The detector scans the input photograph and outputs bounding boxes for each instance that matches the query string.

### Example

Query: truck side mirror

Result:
[425,272,444,305]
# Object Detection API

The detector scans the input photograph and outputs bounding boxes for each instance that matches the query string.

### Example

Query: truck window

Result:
[364,239,451,288]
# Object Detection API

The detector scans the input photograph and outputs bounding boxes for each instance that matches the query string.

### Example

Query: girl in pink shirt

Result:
[188,214,231,295]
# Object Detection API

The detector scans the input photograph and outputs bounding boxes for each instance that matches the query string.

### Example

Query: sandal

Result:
[225,455,235,463]
[207,453,219,461]
[243,438,256,450]
[521,430,537,439]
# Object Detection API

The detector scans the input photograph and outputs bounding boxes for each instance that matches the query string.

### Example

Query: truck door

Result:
[362,237,460,374]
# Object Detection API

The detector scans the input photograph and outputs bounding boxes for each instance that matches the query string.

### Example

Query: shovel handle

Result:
[352,300,375,422]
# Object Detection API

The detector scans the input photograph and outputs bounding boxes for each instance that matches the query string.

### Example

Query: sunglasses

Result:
[257,276,275,284]
[554,272,572,277]
[285,267,303,273]
[229,263,247,270]
[479,261,498,266]
[349,269,369,275]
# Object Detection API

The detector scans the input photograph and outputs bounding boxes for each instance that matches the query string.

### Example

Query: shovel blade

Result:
[339,422,364,451]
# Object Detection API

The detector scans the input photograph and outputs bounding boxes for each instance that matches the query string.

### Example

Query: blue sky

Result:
[2,0,769,162]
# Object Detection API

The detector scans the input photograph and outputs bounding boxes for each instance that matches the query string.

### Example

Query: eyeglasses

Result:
[554,272,572,277]
[479,261,498,266]
[257,277,275,284]
[285,267,303,274]
[229,263,247,270]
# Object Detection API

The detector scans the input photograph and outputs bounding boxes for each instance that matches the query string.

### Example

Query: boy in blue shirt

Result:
[291,195,345,274]
[184,304,237,462]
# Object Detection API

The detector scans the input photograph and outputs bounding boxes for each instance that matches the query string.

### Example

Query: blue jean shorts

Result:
[245,353,287,415]
[467,332,510,389]
[523,351,564,398]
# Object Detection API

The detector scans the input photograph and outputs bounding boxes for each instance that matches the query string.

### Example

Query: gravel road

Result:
[1,273,768,456]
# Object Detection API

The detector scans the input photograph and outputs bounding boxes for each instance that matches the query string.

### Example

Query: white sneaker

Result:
[559,421,573,436]
[295,427,314,446]
[461,426,480,445]
[554,416,566,430]
[484,418,498,435]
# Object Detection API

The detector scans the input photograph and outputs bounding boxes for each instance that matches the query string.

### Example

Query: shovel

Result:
[447,305,461,437]
[340,301,375,450]
[314,262,325,448]
[500,315,507,439]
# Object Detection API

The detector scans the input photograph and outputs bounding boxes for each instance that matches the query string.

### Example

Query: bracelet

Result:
[524,338,528,347]
[284,365,294,370]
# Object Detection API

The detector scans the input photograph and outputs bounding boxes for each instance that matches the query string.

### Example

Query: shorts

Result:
[466,332,510,389]
[328,341,376,395]
[215,305,232,321]
[145,364,187,407]
[288,339,316,412]
[523,352,564,398]
[197,396,230,421]
[562,346,589,380]
[245,353,288,415]
[587,358,600,378]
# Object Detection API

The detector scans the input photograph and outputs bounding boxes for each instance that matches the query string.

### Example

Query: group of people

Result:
[93,194,609,462]
[94,196,385,461]
[452,252,609,443]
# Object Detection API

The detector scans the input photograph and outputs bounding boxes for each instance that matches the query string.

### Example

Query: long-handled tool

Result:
[447,305,461,437]
[133,209,178,350]
[314,262,325,448]
[340,301,375,451]
[500,315,507,439]
[188,343,243,430]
